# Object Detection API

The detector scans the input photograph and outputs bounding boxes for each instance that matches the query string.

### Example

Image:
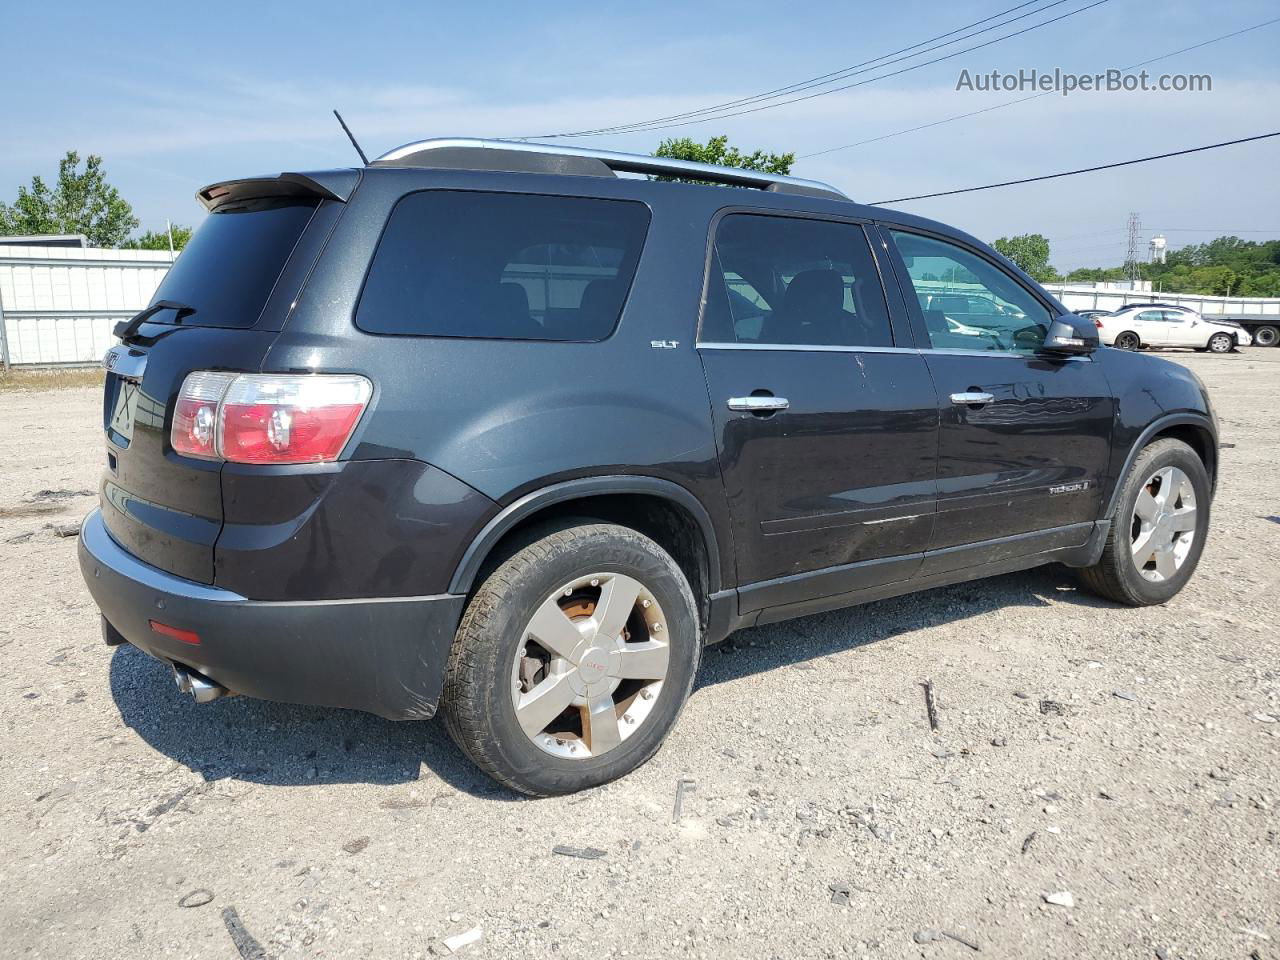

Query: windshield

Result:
[147,197,318,328]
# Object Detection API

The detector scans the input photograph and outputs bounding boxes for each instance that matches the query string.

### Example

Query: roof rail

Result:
[373,138,849,201]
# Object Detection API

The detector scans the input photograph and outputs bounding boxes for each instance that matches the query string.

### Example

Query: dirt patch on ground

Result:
[0,351,1276,959]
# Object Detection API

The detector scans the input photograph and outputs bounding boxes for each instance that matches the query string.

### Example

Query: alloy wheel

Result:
[510,572,669,759]
[1208,333,1232,353]
[1130,465,1197,582]
[1115,332,1140,350]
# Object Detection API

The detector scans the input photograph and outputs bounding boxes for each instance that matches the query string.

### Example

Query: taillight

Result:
[170,372,371,464]
[172,371,236,460]
[1093,318,1104,328]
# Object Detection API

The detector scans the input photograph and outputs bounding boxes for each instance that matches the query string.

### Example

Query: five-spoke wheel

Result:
[1129,465,1197,582]
[513,572,670,759]
[1079,437,1210,606]
[442,522,699,796]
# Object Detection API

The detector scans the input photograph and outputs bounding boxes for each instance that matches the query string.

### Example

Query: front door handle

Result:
[950,391,994,405]
[728,396,790,412]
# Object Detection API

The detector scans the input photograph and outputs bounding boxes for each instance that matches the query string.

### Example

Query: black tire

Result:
[1114,331,1141,351]
[1078,438,1211,606]
[1254,325,1278,348]
[1207,332,1233,354]
[442,522,700,796]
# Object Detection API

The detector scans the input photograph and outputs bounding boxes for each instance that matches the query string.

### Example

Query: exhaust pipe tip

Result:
[171,664,227,704]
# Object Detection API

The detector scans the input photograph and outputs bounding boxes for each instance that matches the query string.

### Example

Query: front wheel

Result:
[1114,331,1141,351]
[442,522,700,796]
[1207,332,1233,353]
[1078,438,1210,606]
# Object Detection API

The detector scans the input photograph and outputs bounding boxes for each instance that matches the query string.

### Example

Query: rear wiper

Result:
[113,300,197,342]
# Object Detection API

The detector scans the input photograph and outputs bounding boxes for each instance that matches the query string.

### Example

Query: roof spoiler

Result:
[196,170,361,211]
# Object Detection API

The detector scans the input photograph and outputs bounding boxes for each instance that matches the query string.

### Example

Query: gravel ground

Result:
[1,350,1277,960]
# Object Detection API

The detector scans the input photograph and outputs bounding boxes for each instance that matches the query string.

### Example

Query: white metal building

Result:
[0,244,174,367]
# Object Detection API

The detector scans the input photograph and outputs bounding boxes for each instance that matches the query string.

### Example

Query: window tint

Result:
[149,197,317,329]
[1162,310,1188,323]
[701,215,893,348]
[1136,310,1165,322]
[357,191,650,341]
[888,230,1053,353]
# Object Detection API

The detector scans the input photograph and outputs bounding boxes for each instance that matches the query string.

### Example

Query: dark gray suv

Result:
[79,139,1217,795]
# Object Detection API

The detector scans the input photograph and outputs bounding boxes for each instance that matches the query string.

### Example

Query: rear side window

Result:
[700,214,893,348]
[149,197,317,328]
[356,191,650,341]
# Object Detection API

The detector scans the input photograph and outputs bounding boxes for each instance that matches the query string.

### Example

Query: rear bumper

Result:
[78,509,465,720]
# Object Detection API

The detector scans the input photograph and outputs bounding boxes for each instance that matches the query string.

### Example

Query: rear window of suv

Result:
[147,197,318,328]
[355,191,650,341]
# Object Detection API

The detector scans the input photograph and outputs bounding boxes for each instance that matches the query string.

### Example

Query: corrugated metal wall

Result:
[1043,283,1280,316]
[0,245,174,366]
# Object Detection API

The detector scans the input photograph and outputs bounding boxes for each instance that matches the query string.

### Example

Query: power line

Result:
[525,0,1107,139]
[871,131,1280,204]
[529,0,1067,139]
[800,15,1280,159]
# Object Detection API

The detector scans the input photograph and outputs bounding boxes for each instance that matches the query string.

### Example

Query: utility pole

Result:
[1123,212,1143,284]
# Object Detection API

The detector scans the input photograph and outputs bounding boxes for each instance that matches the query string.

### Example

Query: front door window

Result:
[886,230,1054,353]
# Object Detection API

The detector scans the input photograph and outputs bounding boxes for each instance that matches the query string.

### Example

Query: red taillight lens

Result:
[170,372,371,464]
[1093,318,1104,328]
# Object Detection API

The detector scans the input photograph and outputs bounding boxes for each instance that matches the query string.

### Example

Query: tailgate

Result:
[100,329,279,582]
[98,186,340,583]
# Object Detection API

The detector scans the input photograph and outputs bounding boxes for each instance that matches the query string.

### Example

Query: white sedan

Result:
[1093,305,1252,353]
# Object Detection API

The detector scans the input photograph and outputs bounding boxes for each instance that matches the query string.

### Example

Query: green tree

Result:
[653,136,795,178]
[0,151,139,248]
[1054,233,1280,296]
[123,224,193,252]
[991,233,1058,282]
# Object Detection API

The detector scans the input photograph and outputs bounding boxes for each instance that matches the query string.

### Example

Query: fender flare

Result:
[448,475,723,595]
[1102,412,1217,518]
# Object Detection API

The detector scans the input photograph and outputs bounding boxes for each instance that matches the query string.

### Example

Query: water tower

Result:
[1149,234,1167,264]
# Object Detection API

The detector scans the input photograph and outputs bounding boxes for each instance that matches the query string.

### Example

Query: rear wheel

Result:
[1114,331,1141,351]
[1078,438,1210,606]
[1207,332,1233,353]
[1252,324,1278,348]
[442,522,700,796]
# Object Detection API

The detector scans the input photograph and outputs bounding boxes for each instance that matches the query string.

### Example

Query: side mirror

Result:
[1041,314,1099,356]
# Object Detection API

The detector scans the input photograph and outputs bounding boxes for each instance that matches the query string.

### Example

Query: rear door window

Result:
[148,197,318,328]
[700,214,894,347]
[356,191,650,341]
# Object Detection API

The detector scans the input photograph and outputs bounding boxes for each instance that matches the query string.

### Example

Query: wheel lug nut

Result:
[640,689,654,700]
[590,578,599,587]
[624,715,635,724]
[653,623,663,633]
[642,599,651,608]
[563,588,572,597]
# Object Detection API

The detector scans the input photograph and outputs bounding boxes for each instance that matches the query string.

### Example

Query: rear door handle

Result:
[728,396,789,412]
[950,391,994,405]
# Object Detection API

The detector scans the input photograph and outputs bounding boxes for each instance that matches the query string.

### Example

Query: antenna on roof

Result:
[333,110,369,166]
